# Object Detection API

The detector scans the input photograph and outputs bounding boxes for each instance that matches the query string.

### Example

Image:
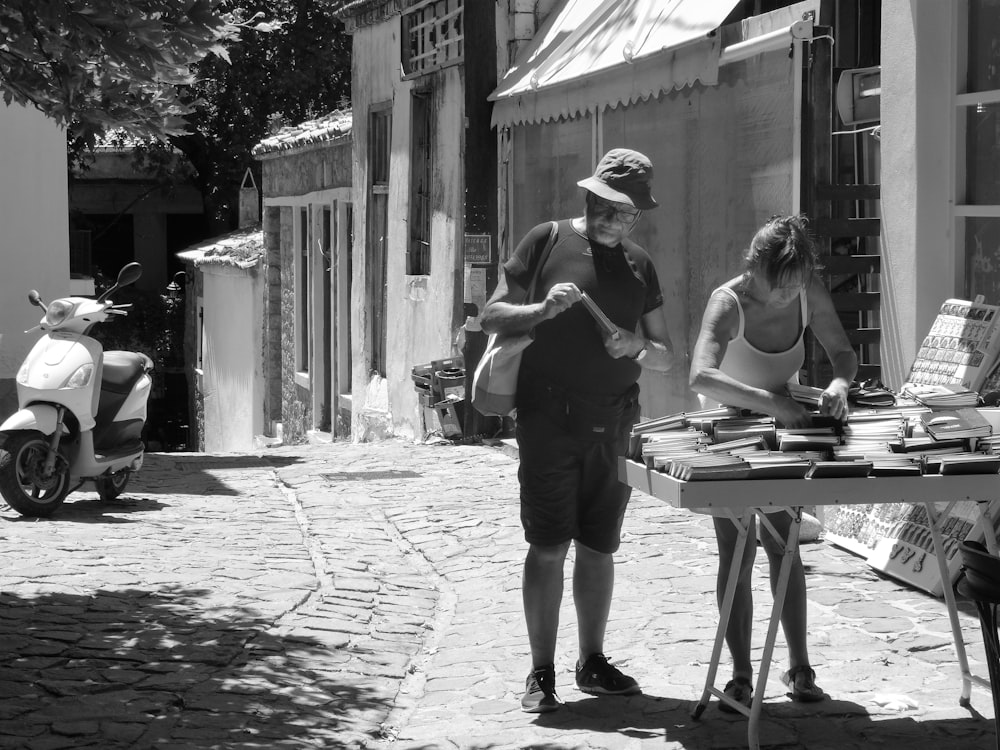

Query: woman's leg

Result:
[758,511,822,697]
[713,515,757,680]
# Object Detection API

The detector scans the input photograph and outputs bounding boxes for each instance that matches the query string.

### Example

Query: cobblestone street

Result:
[0,439,996,749]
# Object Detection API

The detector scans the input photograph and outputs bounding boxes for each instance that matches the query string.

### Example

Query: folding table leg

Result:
[979,500,1000,555]
[746,507,802,750]
[691,506,802,750]
[924,500,978,705]
[692,508,752,720]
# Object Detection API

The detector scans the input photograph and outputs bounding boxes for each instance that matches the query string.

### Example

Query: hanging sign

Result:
[464,234,491,264]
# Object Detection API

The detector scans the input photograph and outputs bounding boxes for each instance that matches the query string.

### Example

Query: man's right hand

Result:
[541,282,582,320]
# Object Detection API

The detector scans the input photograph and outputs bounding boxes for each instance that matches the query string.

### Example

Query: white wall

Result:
[200,265,264,451]
[350,19,465,440]
[880,1,956,388]
[0,103,70,392]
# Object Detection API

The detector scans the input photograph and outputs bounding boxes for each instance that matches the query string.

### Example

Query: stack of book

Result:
[805,460,874,478]
[928,453,1000,475]
[640,429,712,468]
[712,416,777,448]
[661,454,750,481]
[900,383,981,408]
[787,383,824,407]
[776,425,841,453]
[836,413,907,457]
[742,451,815,479]
[919,408,993,440]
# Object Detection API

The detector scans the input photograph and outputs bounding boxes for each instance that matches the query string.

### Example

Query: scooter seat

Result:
[101,351,153,395]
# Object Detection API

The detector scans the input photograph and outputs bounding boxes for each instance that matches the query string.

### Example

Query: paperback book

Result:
[920,408,993,440]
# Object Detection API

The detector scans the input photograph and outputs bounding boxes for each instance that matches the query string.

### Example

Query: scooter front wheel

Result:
[95,469,131,501]
[0,432,70,517]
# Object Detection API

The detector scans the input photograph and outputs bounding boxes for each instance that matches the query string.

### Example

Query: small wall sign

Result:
[464,234,491,264]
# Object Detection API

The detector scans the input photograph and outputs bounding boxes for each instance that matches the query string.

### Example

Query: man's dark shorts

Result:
[515,408,633,554]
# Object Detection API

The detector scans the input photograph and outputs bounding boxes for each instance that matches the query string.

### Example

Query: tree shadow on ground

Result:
[509,692,998,750]
[132,452,304,497]
[0,588,387,749]
[0,495,172,524]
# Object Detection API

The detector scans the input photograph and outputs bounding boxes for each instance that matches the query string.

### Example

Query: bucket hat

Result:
[577,148,658,210]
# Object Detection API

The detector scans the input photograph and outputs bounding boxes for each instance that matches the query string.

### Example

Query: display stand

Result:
[619,458,1000,750]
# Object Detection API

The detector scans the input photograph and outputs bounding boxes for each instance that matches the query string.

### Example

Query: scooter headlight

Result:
[16,362,29,385]
[43,300,75,328]
[64,364,94,389]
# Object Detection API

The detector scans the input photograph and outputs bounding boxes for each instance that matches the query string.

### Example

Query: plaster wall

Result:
[260,143,352,197]
[199,264,264,452]
[350,19,466,441]
[0,103,70,418]
[880,0,956,388]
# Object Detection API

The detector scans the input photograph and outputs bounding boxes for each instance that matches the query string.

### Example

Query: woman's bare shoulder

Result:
[702,279,743,332]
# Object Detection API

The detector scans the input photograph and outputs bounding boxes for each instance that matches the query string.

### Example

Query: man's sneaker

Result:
[521,664,559,713]
[575,653,641,695]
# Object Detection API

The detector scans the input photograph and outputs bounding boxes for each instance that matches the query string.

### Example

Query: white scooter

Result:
[0,263,152,517]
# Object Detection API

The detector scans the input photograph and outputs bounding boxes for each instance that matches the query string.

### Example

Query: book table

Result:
[620,457,1000,750]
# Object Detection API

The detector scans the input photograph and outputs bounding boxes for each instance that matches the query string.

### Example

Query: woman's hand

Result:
[774,396,813,429]
[819,381,851,421]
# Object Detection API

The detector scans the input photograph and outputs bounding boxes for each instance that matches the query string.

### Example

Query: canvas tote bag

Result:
[471,221,559,417]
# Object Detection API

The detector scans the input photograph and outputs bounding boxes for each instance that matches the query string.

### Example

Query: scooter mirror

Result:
[116,263,143,287]
[27,290,44,309]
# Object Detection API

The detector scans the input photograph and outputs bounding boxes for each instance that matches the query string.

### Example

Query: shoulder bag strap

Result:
[523,221,559,304]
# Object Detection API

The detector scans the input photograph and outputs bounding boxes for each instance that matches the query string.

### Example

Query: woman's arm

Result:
[806,277,859,420]
[689,289,812,427]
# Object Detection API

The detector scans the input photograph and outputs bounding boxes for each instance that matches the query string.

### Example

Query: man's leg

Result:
[574,540,613,664]
[524,540,571,668]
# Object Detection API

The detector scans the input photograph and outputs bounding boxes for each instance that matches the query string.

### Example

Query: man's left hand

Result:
[604,329,640,359]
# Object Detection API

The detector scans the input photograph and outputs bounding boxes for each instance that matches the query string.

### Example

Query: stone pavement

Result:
[0,438,997,749]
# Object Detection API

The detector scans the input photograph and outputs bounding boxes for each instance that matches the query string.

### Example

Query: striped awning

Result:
[490,0,742,126]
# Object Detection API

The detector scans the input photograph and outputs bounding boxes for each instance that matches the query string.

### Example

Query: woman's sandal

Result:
[780,665,826,702]
[719,676,753,713]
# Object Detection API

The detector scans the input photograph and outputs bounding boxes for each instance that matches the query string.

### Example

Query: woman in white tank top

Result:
[689,216,858,711]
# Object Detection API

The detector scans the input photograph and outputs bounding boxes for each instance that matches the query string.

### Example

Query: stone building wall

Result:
[277,206,310,444]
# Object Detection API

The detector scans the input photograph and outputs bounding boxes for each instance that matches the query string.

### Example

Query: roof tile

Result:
[251,110,353,157]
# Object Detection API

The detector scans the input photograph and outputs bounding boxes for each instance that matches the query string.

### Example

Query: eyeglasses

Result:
[590,199,641,225]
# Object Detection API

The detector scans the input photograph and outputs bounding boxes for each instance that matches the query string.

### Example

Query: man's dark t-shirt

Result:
[503,219,664,397]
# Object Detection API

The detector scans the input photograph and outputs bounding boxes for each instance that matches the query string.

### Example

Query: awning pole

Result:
[792,33,804,215]
[718,19,813,66]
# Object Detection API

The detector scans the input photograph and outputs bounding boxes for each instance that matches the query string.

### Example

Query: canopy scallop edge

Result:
[490,0,742,127]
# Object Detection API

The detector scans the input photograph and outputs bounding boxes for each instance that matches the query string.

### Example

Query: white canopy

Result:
[490,0,742,127]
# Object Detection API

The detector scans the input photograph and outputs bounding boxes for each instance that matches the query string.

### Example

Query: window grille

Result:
[297,208,310,374]
[401,0,463,77]
[409,90,432,274]
[368,108,391,377]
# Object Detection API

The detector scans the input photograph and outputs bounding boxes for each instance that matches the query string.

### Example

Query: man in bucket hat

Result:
[480,148,676,712]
